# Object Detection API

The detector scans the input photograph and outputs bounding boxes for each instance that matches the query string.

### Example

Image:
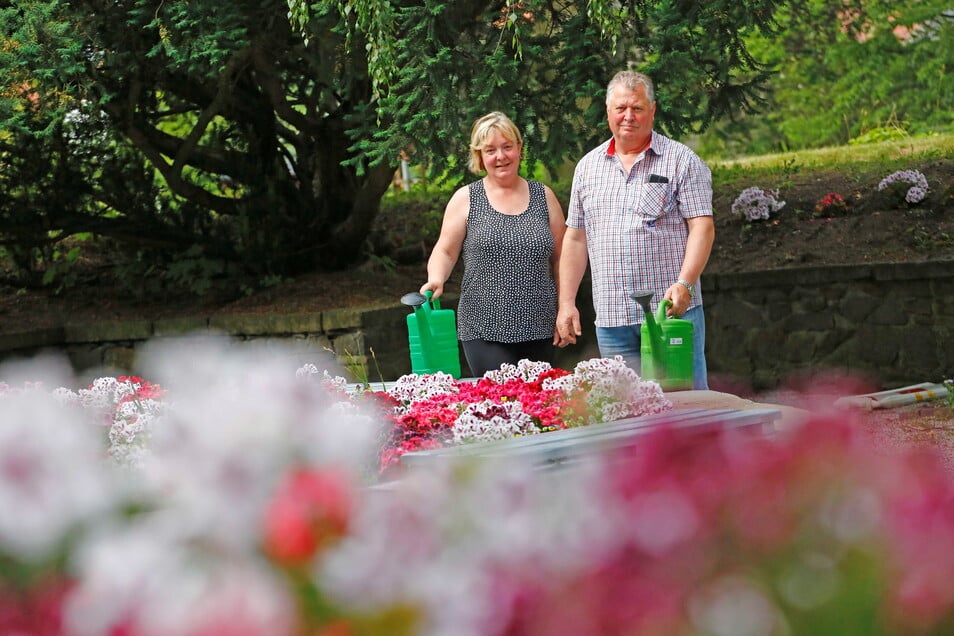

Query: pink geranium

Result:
[486,411,954,635]
[263,467,354,566]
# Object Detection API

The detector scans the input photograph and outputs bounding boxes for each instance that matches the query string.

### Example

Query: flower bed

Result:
[4,339,954,635]
[300,356,672,474]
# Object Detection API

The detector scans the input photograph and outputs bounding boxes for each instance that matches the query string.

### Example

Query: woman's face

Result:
[479,129,521,179]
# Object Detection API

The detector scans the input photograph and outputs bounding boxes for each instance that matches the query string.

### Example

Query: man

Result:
[556,70,715,389]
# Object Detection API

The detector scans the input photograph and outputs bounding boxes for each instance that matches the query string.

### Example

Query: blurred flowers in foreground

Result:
[3,336,954,635]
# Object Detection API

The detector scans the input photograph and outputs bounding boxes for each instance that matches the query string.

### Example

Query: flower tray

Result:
[399,407,781,469]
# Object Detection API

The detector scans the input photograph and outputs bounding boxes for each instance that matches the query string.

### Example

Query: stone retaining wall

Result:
[1,260,951,389]
[704,259,954,390]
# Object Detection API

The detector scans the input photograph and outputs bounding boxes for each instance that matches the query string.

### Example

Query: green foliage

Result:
[375,189,446,256]
[161,245,226,296]
[908,226,954,252]
[695,0,954,157]
[4,0,787,283]
[709,133,954,185]
[111,244,231,299]
[40,243,82,290]
[334,0,786,176]
[850,124,909,146]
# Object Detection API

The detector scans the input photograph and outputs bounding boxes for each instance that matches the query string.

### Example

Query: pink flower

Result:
[0,576,72,636]
[262,467,353,566]
[814,192,848,217]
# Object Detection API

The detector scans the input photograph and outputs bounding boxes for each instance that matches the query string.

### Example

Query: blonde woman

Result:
[421,112,566,376]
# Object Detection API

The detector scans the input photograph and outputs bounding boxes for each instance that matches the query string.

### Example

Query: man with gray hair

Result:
[556,70,715,389]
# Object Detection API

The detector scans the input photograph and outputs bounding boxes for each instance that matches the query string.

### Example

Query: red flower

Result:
[377,372,578,471]
[814,192,848,217]
[262,467,353,566]
[0,576,72,636]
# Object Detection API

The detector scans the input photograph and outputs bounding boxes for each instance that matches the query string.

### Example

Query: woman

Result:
[421,111,566,376]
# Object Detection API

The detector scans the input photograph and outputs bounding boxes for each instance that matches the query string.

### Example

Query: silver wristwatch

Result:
[676,279,696,297]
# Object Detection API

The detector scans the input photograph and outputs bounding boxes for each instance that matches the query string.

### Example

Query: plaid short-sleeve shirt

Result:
[567,131,713,327]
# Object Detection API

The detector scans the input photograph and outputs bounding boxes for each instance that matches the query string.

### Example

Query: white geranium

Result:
[452,400,536,444]
[0,390,115,559]
[482,359,555,384]
[731,186,786,221]
[877,169,930,205]
[546,356,672,424]
[386,371,459,415]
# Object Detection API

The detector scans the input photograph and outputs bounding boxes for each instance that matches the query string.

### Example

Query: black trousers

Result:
[461,338,555,377]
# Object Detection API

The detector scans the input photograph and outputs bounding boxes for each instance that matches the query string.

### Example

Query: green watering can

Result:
[632,290,694,391]
[401,290,462,378]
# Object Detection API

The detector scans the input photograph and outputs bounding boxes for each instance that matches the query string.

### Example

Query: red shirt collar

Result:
[607,134,654,156]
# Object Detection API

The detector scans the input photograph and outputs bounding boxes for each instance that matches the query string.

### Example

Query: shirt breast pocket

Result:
[635,183,671,223]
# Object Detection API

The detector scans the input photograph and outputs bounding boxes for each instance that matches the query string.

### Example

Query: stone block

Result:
[302,333,333,352]
[102,346,137,373]
[873,260,954,282]
[782,311,835,332]
[747,326,787,365]
[784,331,821,364]
[332,331,366,358]
[851,325,901,366]
[64,320,152,344]
[209,313,323,336]
[895,327,941,378]
[153,317,210,336]
[794,290,829,313]
[0,328,65,353]
[838,295,881,324]
[322,308,363,332]
[66,345,104,373]
[711,300,765,331]
[865,302,909,326]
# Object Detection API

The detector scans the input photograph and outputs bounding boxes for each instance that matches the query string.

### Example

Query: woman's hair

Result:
[606,70,655,104]
[468,111,523,174]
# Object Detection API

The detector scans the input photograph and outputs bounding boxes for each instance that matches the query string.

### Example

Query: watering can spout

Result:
[401,291,435,356]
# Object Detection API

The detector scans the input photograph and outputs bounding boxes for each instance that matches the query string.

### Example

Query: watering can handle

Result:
[656,299,672,322]
[424,289,441,310]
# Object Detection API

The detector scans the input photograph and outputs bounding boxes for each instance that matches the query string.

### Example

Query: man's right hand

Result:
[556,306,582,347]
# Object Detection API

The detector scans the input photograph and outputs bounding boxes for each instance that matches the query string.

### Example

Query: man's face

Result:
[606,84,656,149]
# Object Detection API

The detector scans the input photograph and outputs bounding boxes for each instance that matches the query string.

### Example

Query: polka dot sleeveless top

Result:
[457,179,557,343]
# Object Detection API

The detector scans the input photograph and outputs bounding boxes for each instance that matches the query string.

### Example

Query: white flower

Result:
[878,169,930,204]
[387,371,459,415]
[0,390,115,559]
[129,336,383,548]
[64,518,296,636]
[731,187,786,221]
[452,400,536,444]
[547,356,672,424]
[482,359,555,384]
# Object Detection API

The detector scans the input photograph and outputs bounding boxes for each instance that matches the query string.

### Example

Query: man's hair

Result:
[468,111,523,174]
[606,71,655,104]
